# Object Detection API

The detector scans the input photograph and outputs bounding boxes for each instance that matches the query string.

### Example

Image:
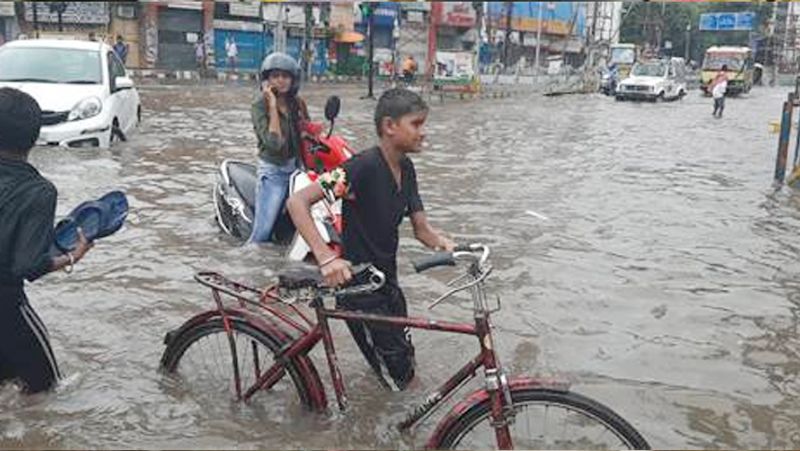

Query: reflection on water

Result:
[1,83,800,448]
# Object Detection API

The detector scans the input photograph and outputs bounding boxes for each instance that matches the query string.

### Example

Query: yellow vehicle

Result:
[609,43,637,79]
[701,46,754,96]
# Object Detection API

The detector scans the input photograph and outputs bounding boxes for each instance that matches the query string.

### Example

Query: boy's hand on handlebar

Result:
[320,257,353,288]
[435,236,457,252]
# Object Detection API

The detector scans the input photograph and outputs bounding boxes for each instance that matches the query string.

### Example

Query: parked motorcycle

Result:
[213,96,353,262]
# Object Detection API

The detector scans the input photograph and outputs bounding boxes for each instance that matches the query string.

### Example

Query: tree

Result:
[620,1,774,62]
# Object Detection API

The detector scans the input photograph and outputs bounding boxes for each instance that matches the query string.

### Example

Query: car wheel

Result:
[136,106,142,126]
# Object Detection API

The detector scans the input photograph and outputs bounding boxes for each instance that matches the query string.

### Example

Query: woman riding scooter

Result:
[249,52,309,243]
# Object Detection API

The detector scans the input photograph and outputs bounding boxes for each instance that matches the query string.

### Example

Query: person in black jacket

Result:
[0,88,92,393]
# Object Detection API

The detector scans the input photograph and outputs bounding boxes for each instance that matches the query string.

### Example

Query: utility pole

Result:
[303,3,313,81]
[503,1,512,67]
[534,1,543,73]
[770,0,778,86]
[275,4,287,54]
[472,1,483,78]
[359,2,375,99]
[684,24,690,61]
[32,1,39,38]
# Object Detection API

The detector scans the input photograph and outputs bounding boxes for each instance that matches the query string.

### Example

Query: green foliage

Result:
[620,1,775,62]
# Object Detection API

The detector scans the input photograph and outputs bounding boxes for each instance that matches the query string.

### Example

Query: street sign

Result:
[699,12,756,31]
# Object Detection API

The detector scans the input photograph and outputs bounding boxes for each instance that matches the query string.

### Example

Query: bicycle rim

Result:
[437,388,649,450]
[161,318,312,410]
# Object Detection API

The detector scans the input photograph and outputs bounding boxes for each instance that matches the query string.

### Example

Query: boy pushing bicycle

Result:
[287,88,454,391]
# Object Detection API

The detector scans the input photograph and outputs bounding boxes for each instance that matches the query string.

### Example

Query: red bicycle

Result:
[160,244,649,449]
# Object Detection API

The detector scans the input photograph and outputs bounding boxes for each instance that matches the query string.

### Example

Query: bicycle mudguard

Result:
[162,307,328,411]
[424,377,569,449]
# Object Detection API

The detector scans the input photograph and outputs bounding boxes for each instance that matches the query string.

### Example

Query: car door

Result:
[107,51,135,133]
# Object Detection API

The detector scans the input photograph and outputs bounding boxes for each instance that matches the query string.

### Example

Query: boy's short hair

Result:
[721,64,728,71]
[0,88,42,153]
[374,88,428,137]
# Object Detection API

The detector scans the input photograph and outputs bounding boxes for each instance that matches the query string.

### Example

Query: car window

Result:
[0,47,102,84]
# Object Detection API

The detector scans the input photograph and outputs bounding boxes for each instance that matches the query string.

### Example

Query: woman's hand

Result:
[262,81,277,109]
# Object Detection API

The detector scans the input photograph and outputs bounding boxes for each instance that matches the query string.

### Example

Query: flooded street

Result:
[3,80,800,449]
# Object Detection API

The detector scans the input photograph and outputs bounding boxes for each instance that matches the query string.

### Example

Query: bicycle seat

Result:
[277,263,323,289]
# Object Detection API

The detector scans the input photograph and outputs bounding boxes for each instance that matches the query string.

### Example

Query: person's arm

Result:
[405,160,454,251]
[49,232,92,273]
[410,212,455,251]
[11,185,93,281]
[286,167,353,287]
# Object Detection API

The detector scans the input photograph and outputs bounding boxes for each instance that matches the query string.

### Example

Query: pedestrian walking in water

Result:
[0,88,93,393]
[711,64,729,118]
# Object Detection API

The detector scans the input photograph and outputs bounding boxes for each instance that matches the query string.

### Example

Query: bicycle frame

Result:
[193,253,520,449]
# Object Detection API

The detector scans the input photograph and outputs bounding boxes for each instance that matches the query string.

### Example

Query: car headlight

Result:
[68,97,102,121]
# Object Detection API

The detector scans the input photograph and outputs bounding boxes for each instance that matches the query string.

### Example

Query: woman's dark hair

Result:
[0,88,41,153]
[374,88,428,136]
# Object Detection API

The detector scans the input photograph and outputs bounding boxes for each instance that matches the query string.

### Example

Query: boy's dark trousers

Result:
[0,287,61,393]
[337,280,415,391]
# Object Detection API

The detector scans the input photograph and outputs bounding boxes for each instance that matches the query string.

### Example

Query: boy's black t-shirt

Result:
[0,158,56,290]
[333,147,424,281]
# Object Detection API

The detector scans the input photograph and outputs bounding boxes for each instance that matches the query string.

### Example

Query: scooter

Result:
[213,96,354,262]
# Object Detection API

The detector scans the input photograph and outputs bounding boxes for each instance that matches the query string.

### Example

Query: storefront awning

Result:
[335,31,365,44]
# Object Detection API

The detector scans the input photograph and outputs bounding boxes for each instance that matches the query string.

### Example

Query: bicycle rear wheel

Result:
[160,317,313,408]
[434,388,649,450]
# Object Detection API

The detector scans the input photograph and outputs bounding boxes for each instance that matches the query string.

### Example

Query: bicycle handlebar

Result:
[412,244,489,273]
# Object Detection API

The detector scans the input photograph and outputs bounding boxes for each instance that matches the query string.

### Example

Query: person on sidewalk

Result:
[401,55,418,85]
[225,36,239,73]
[194,34,206,76]
[287,88,456,391]
[711,64,728,118]
[249,52,309,244]
[113,35,129,65]
[0,88,93,393]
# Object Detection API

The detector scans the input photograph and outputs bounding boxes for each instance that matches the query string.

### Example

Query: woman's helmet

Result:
[260,52,301,95]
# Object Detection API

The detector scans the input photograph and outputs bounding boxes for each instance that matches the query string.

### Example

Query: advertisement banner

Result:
[434,51,474,81]
[439,2,476,28]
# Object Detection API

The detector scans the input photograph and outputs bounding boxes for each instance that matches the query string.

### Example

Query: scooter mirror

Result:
[324,96,341,122]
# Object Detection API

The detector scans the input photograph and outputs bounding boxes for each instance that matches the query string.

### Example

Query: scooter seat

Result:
[278,263,323,289]
[226,161,257,210]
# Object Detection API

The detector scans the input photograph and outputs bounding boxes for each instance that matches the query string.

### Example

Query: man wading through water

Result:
[288,88,455,391]
[0,88,93,393]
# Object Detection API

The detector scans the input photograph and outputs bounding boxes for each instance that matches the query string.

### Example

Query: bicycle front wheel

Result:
[434,388,650,450]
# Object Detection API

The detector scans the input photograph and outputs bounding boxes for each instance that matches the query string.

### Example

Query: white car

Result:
[0,39,140,148]
[616,58,688,102]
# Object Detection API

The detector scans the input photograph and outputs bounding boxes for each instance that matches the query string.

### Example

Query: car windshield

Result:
[610,47,635,65]
[0,47,102,84]
[631,62,666,77]
[703,53,745,71]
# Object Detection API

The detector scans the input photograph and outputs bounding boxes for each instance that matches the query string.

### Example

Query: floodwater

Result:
[2,80,800,449]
